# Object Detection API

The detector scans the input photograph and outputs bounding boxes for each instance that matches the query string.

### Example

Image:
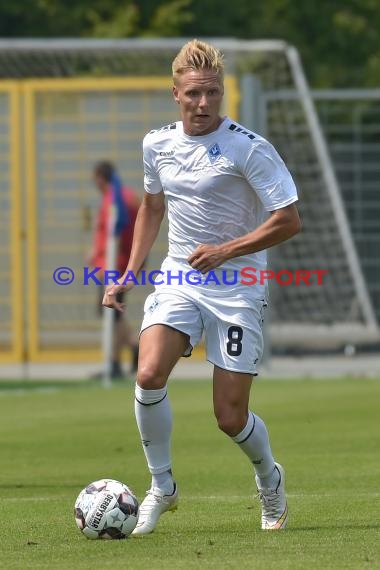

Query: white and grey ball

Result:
[74,478,139,539]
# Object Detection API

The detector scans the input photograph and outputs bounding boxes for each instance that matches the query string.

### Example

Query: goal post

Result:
[237,43,378,352]
[0,38,377,364]
[286,45,377,330]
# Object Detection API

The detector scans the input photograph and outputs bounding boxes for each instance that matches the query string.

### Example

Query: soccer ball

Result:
[74,478,139,539]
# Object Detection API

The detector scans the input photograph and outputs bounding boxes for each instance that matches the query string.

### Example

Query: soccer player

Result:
[102,39,301,533]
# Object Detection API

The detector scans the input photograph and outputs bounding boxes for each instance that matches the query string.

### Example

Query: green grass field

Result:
[0,377,379,569]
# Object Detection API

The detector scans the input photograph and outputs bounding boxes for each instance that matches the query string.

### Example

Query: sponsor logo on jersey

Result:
[207,142,222,164]
[159,150,174,157]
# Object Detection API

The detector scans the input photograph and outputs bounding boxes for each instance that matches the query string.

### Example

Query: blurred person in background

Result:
[88,160,140,380]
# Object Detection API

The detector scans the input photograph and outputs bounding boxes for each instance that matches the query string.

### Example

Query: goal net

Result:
[0,38,377,356]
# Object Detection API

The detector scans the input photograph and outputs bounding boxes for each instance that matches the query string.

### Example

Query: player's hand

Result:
[188,244,227,273]
[102,281,133,312]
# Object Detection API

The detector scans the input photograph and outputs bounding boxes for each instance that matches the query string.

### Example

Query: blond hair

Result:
[172,39,224,83]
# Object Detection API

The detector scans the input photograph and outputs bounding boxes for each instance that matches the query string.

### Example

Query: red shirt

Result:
[92,186,139,275]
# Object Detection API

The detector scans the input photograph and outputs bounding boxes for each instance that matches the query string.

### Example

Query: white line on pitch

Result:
[1,492,379,503]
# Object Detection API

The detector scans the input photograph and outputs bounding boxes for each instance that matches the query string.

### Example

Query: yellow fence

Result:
[0,76,239,363]
[0,83,23,363]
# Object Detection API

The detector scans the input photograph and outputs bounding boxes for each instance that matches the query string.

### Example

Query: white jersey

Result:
[143,116,298,300]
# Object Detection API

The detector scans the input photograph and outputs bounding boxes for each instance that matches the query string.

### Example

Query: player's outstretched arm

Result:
[188,203,301,274]
[102,192,165,309]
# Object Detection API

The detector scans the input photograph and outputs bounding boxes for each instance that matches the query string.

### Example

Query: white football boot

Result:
[255,463,288,530]
[132,484,178,536]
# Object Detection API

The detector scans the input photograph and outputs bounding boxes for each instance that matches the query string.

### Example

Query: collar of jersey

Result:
[179,116,228,141]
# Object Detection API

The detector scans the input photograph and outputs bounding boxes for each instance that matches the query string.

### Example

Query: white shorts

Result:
[140,287,267,375]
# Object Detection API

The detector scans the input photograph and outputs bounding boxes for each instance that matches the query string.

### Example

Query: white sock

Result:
[152,471,174,494]
[232,411,279,487]
[134,385,174,493]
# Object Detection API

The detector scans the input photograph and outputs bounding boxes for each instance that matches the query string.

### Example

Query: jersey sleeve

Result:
[143,134,163,195]
[243,141,298,211]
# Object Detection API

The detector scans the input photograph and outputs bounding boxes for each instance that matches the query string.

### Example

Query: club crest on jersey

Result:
[207,143,221,164]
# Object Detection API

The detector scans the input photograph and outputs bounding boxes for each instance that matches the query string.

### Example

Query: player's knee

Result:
[136,363,167,390]
[216,411,246,437]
